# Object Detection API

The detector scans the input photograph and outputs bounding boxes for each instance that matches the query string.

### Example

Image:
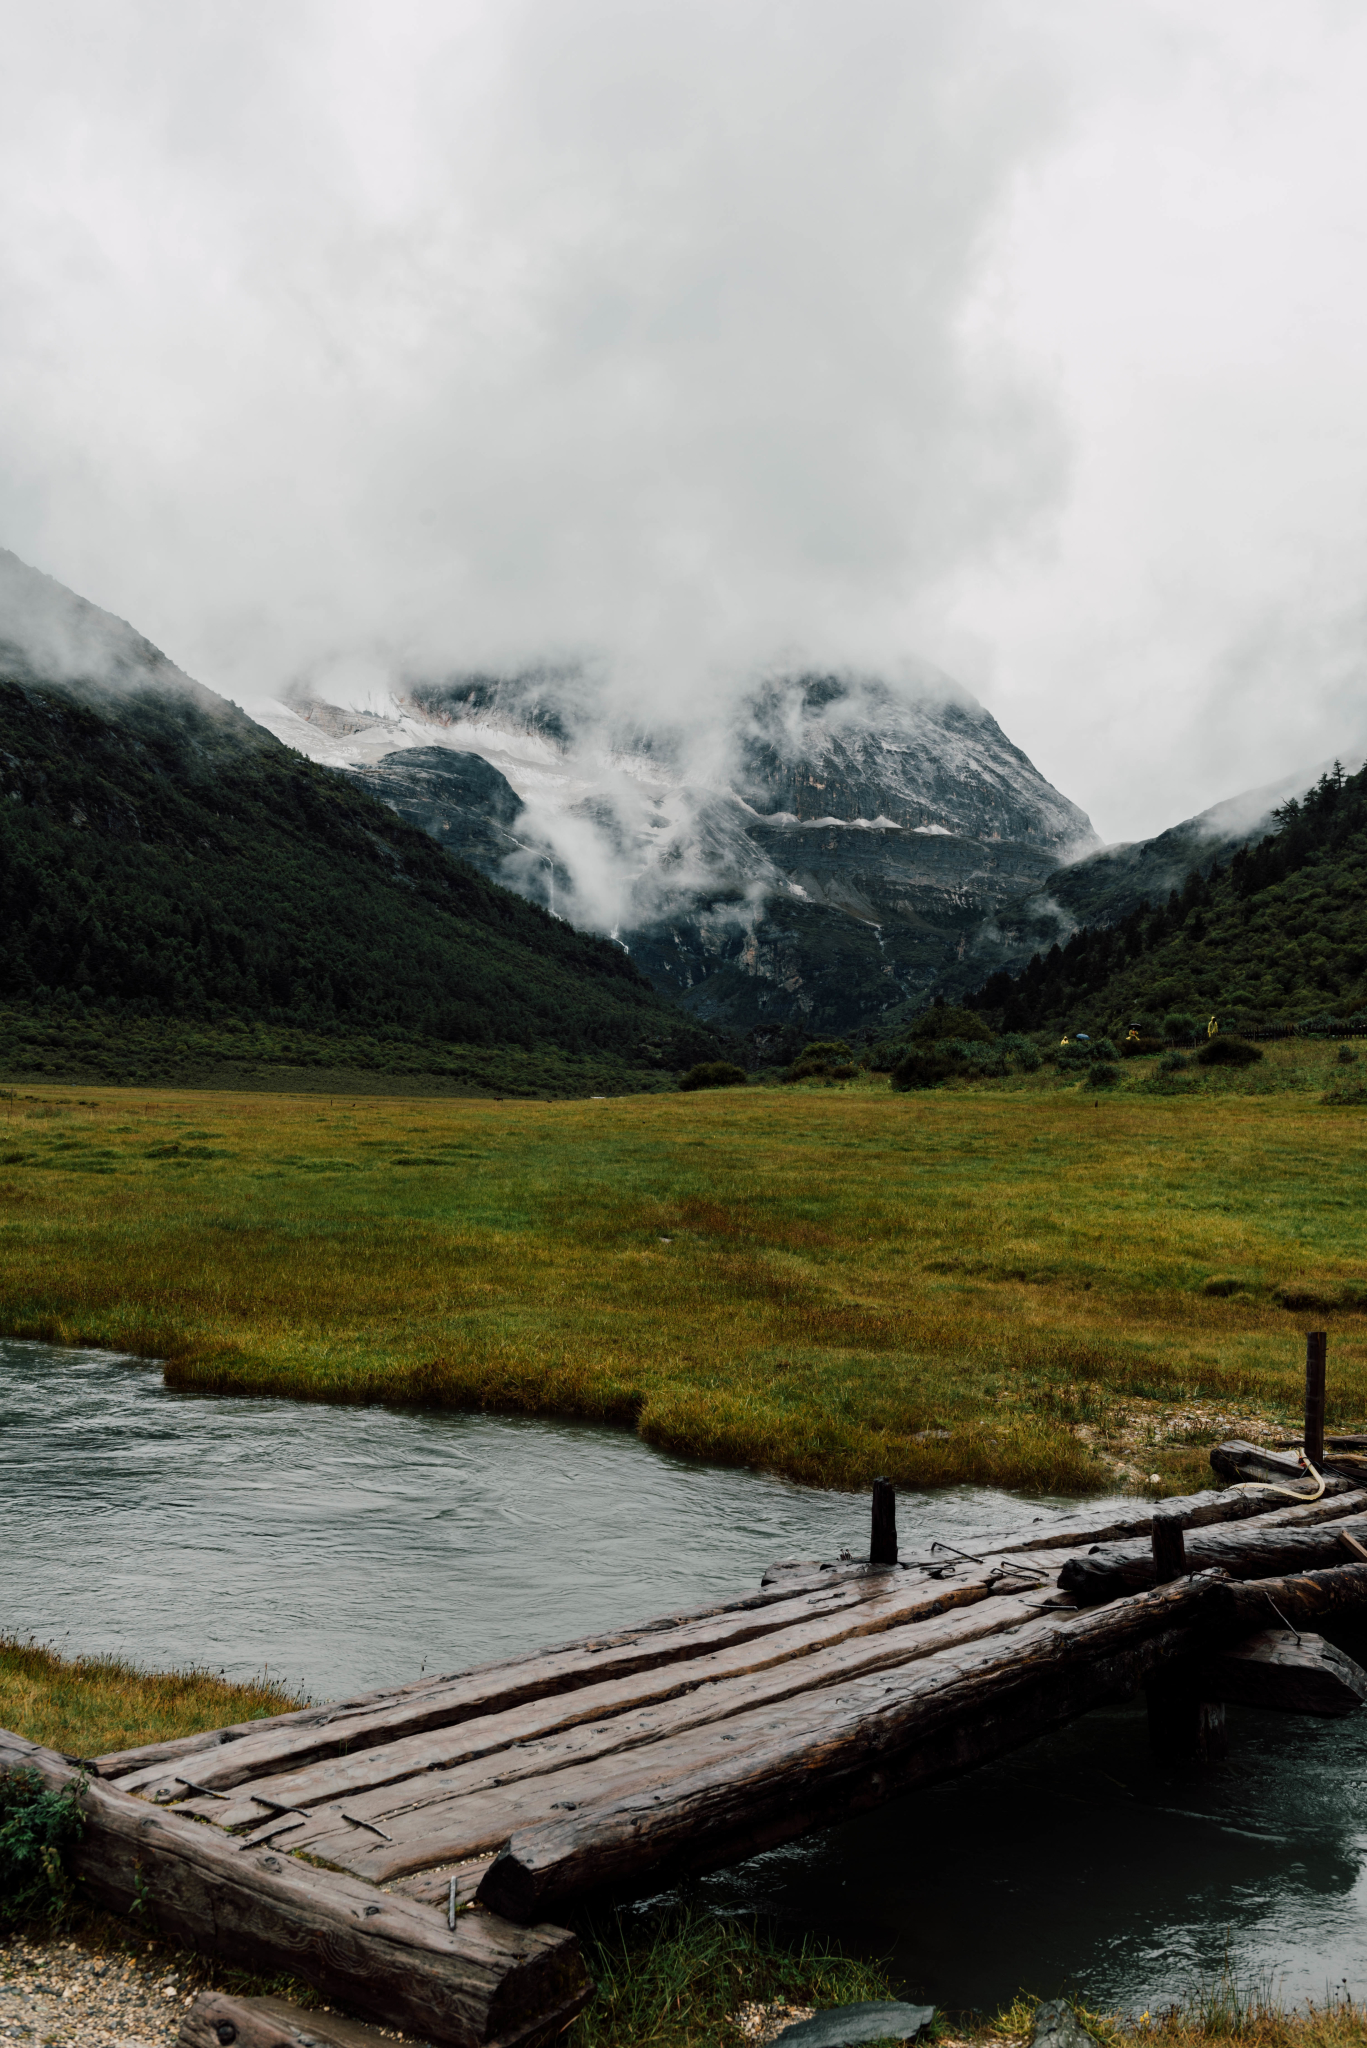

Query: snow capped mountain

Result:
[257,662,1099,1035]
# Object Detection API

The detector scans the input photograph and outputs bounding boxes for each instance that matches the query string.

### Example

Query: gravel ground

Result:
[0,1930,211,2048]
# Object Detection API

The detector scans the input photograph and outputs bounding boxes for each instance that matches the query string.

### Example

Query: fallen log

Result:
[1058,1517,1367,1606]
[1206,1629,1367,1716]
[1209,1439,1362,1490]
[0,1732,587,2048]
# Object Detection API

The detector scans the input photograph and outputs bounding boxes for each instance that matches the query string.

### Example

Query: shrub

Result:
[1159,1050,1188,1073]
[679,1061,748,1091]
[910,1005,995,1046]
[1084,1062,1120,1088]
[1000,1034,1042,1072]
[1338,1044,1360,1064]
[783,1040,857,1083]
[1162,1013,1199,1043]
[1088,1037,1119,1061]
[889,1047,954,1091]
[0,1767,85,1926]
[1196,1036,1263,1067]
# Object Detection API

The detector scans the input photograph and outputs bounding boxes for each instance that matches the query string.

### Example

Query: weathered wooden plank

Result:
[177,1566,1054,1832]
[113,1572,932,1801]
[98,1568,918,1782]
[228,1582,1075,1880]
[476,1563,1367,1921]
[178,1990,396,2048]
[1058,1516,1367,1605]
[169,1496,1365,1847]
[0,1730,587,2048]
[178,1986,575,2048]
[1207,1628,1367,1716]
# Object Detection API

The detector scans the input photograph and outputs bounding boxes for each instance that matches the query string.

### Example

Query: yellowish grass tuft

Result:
[0,1634,301,1758]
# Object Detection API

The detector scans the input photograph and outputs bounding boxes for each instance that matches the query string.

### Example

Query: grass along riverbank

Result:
[0,1636,299,1759]
[0,1054,1363,1492]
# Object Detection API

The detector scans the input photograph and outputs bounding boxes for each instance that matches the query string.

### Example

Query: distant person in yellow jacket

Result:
[1207,1015,1219,1038]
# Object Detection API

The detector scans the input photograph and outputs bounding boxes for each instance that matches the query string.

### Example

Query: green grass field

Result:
[0,1039,1362,1494]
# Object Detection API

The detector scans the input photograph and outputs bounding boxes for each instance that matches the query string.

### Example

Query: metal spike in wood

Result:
[1306,1331,1328,1467]
[870,1477,897,1565]
[1150,1508,1186,1585]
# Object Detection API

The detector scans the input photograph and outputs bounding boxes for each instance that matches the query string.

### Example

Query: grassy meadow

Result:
[0,1037,1363,1494]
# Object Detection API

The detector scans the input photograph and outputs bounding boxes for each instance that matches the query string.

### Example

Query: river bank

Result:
[0,1079,1362,1496]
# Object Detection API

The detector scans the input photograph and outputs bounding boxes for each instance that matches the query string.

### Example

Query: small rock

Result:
[1030,1999,1098,2048]
[773,1999,936,2047]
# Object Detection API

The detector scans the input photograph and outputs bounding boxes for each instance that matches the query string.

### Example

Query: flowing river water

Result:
[5,1340,1367,2018]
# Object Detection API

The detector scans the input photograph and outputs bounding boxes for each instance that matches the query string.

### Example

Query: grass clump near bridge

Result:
[0,1051,1364,1494]
[0,1635,299,1761]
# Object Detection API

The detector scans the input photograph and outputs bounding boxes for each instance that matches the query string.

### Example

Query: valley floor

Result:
[0,1044,1362,1494]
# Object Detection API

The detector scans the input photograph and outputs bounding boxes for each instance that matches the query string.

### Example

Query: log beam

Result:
[0,1732,587,2048]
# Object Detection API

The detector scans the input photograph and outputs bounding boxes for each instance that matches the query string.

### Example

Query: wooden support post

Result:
[1151,1509,1186,1584]
[1306,1331,1327,1466]
[1145,1673,1227,1765]
[870,1477,897,1565]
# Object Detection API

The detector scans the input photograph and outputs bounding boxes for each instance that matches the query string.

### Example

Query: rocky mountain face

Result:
[263,665,1099,1040]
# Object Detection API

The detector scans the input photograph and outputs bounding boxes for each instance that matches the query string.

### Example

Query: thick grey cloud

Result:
[2,0,1366,841]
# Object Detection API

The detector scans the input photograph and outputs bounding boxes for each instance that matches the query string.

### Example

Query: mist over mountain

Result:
[261,660,1098,1038]
[0,549,720,1090]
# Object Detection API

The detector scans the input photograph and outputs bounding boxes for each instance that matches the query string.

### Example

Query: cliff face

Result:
[272,664,1099,1036]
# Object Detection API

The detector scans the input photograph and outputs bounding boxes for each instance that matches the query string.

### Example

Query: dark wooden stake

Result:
[870,1477,897,1565]
[1305,1331,1327,1466]
[1145,1673,1227,1765]
[1151,1509,1187,1585]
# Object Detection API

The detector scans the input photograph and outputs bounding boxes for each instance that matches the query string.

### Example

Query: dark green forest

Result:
[967,763,1367,1035]
[0,670,719,1088]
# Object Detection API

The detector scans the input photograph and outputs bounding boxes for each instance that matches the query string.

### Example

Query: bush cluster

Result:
[0,1768,85,1926]
[679,1061,749,1092]
[889,1030,1041,1091]
[782,1040,859,1083]
[1196,1035,1263,1067]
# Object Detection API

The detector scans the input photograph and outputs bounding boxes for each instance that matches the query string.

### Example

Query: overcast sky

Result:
[3,0,1366,842]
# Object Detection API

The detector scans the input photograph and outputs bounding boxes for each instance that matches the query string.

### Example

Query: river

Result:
[3,1340,1365,2017]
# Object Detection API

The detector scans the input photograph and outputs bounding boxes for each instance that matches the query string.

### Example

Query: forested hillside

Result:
[0,668,720,1090]
[967,764,1367,1034]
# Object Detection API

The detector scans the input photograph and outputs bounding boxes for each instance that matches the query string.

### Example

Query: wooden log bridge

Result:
[8,1410,1367,2043]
